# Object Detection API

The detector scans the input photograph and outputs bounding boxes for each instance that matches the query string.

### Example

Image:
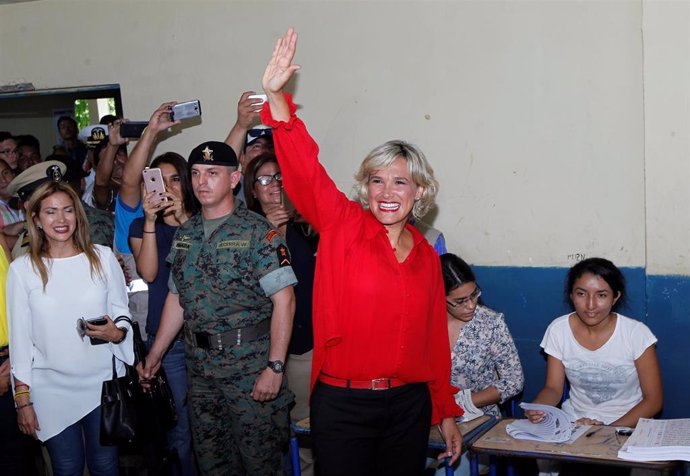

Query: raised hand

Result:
[147,101,179,135]
[262,28,301,95]
[108,120,128,146]
[237,91,262,129]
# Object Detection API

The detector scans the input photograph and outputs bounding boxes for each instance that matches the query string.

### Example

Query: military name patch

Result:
[277,244,291,267]
[217,240,250,249]
[173,241,191,250]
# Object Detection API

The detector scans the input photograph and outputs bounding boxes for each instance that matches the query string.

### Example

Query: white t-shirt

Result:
[7,245,133,441]
[540,313,657,425]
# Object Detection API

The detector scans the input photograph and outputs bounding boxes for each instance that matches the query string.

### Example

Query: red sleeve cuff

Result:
[260,93,298,129]
[431,385,464,425]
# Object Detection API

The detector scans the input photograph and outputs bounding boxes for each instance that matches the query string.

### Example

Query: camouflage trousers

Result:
[186,337,292,476]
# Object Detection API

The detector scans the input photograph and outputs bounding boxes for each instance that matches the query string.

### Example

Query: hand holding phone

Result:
[77,316,109,345]
[248,94,267,111]
[142,168,167,203]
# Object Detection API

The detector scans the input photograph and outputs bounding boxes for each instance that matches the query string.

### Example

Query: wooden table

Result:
[468,419,682,476]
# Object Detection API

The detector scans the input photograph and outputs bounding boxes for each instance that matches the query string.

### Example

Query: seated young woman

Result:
[435,253,524,476]
[527,257,663,428]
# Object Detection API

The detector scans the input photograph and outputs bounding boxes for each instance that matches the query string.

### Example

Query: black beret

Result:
[188,141,238,168]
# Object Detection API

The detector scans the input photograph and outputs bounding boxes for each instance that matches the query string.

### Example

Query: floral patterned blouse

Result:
[450,304,525,417]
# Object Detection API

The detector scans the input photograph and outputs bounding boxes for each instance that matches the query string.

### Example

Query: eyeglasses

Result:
[446,286,482,308]
[255,173,282,186]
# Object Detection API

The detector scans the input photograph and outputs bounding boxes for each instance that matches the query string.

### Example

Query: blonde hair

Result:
[353,140,438,219]
[26,181,103,289]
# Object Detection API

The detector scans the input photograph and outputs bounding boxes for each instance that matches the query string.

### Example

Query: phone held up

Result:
[142,168,167,203]
[119,121,149,139]
[170,100,202,122]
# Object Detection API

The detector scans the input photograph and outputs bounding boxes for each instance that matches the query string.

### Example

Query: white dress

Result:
[7,245,134,441]
[540,313,657,424]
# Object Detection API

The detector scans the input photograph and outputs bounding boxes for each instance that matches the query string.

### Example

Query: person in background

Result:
[8,180,133,476]
[93,122,129,212]
[6,160,67,258]
[129,152,197,476]
[526,257,663,476]
[15,135,42,172]
[224,92,274,202]
[55,116,87,171]
[0,233,36,475]
[261,28,462,475]
[244,153,318,475]
[434,253,524,476]
[0,132,19,170]
[0,159,23,240]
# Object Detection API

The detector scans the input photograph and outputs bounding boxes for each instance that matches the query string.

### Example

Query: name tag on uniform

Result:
[173,241,191,250]
[217,240,250,249]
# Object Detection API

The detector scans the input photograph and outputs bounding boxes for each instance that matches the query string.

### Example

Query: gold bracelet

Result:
[13,391,30,400]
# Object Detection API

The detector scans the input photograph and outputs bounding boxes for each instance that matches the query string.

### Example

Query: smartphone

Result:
[142,168,167,202]
[248,94,267,110]
[170,100,201,121]
[120,121,149,138]
[77,316,109,345]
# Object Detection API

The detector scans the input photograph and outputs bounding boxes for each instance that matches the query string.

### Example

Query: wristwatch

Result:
[113,327,128,344]
[267,360,285,374]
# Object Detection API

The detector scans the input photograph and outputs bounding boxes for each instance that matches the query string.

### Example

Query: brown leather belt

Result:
[318,373,407,391]
[187,319,271,350]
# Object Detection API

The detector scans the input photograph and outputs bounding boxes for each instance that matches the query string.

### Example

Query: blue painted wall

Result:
[472,266,687,419]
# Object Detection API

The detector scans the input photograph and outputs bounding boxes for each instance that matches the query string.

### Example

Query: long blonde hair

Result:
[26,181,103,289]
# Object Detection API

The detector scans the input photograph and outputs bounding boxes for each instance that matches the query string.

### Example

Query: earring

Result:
[37,225,43,229]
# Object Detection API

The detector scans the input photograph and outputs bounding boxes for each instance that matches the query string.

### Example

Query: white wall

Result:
[1,0,684,272]
[643,0,690,276]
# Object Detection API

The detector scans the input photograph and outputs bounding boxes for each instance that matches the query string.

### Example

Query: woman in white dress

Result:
[8,180,133,476]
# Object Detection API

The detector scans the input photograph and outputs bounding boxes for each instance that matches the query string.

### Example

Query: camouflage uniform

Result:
[169,202,296,476]
[82,200,114,247]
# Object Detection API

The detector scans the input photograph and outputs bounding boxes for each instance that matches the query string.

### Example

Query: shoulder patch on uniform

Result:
[172,240,191,250]
[277,244,291,267]
[217,240,250,249]
[265,229,279,243]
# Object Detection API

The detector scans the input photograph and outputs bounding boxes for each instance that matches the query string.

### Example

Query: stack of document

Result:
[506,403,580,443]
[618,418,690,462]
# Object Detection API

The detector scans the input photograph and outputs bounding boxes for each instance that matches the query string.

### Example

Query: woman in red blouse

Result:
[261,29,463,475]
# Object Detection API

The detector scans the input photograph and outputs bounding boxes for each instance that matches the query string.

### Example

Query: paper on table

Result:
[618,418,690,462]
[506,403,578,443]
[454,389,484,423]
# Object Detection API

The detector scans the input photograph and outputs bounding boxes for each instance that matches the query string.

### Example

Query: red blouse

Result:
[261,96,462,424]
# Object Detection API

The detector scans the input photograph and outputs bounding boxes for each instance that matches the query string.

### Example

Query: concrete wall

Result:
[1,0,689,417]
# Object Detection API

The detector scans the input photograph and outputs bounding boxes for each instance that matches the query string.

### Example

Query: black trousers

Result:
[310,381,431,476]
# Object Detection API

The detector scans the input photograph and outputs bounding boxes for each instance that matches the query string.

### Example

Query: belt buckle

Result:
[370,378,390,391]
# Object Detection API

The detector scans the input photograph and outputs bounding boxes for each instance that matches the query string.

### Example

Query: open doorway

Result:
[0,84,123,159]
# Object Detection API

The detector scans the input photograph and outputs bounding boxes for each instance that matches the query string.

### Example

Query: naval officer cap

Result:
[8,160,67,201]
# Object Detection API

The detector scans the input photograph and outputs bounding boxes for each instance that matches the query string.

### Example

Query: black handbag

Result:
[100,316,140,446]
[131,321,178,432]
[100,355,140,446]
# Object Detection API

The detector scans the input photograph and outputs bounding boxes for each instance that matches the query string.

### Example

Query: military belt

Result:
[188,319,271,351]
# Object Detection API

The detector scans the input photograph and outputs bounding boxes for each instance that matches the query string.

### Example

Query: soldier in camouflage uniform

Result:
[140,141,296,476]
